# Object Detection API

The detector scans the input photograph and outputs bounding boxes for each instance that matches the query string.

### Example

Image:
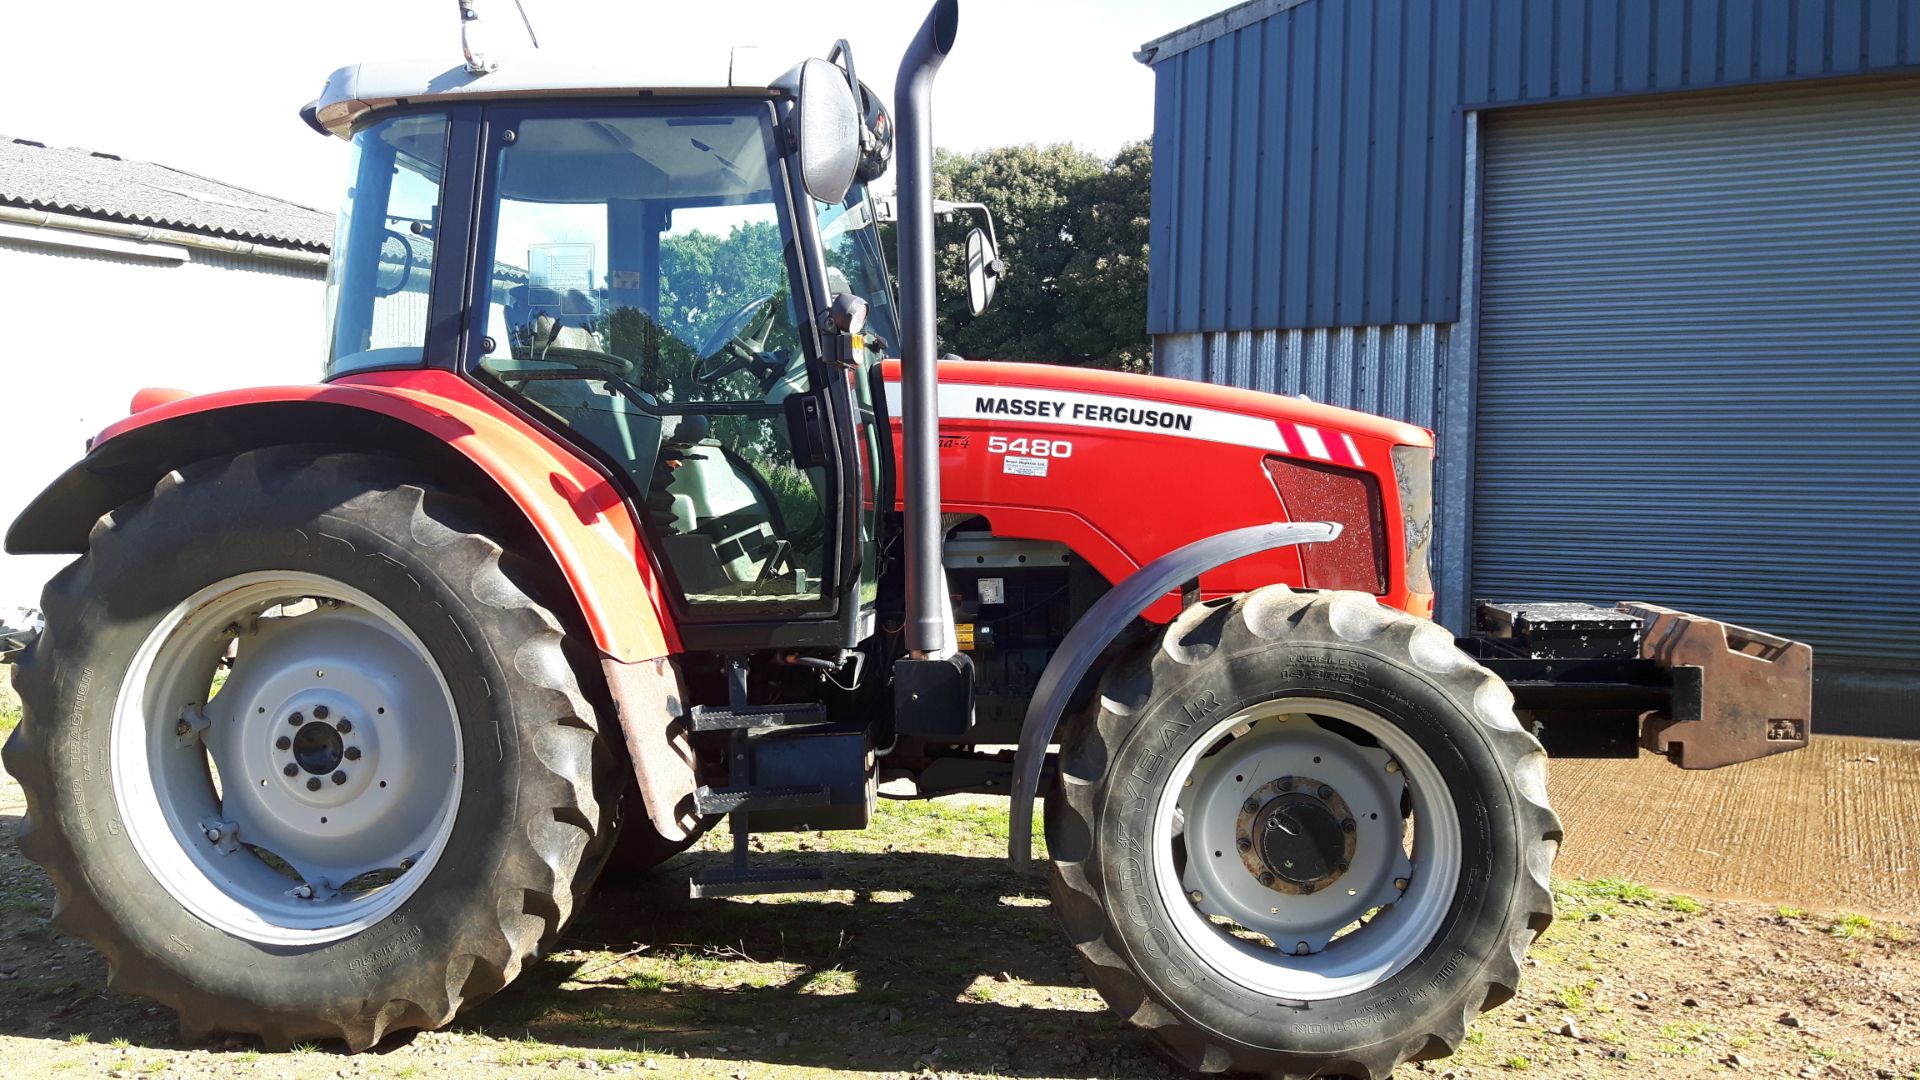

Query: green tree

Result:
[928,139,1152,371]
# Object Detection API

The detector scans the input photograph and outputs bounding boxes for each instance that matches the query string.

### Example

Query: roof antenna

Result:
[458,0,538,74]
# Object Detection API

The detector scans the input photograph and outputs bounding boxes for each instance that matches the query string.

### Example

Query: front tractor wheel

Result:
[1047,588,1562,1079]
[2,449,612,1049]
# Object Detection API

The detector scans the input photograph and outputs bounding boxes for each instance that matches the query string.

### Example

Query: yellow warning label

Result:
[955,623,976,649]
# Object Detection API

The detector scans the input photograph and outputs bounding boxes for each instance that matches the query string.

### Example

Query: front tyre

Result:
[2,449,611,1049]
[1047,589,1561,1079]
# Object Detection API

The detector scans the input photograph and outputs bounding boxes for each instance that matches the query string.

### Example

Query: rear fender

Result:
[1007,520,1341,866]
[6,370,676,662]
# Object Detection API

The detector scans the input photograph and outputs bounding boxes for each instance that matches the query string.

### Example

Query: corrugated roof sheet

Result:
[0,137,333,252]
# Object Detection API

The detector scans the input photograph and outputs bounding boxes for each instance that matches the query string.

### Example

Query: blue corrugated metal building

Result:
[1138,0,1920,729]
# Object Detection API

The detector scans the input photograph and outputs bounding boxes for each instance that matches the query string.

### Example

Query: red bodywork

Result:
[73,359,1431,658]
[881,359,1434,622]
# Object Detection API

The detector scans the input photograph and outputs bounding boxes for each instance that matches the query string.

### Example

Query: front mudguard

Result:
[1007,520,1341,866]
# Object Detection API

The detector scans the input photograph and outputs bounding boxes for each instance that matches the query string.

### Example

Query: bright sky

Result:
[1,0,1224,211]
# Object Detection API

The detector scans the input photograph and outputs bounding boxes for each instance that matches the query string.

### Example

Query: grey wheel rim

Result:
[110,571,462,945]
[1154,698,1461,1000]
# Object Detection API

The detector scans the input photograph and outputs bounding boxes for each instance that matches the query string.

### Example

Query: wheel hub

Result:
[1240,778,1356,893]
[290,719,345,775]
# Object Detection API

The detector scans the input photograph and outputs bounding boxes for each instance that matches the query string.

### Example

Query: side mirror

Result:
[794,58,861,205]
[964,227,1004,316]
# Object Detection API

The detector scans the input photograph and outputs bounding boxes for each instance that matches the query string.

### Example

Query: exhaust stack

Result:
[895,0,960,657]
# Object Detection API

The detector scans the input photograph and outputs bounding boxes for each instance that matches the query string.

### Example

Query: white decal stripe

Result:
[1340,432,1365,468]
[1294,423,1333,461]
[883,381,1290,453]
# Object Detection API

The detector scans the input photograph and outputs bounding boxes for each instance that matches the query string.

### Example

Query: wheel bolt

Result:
[1395,877,1410,891]
[344,746,361,761]
[1188,890,1203,904]
[175,720,191,736]
[1342,818,1356,832]
[1302,883,1315,894]
[291,885,314,900]
[205,828,223,843]
[1294,941,1311,956]
[1237,838,1252,852]
[313,705,330,720]
[1317,785,1333,799]
[400,857,415,871]
[307,777,322,791]
[1243,798,1260,815]
[332,770,348,786]
[336,718,352,734]
[287,712,303,726]
[1386,760,1401,774]
[1336,860,1349,872]
[1258,871,1275,886]
[1278,775,1294,788]
[283,763,299,777]
[276,736,292,751]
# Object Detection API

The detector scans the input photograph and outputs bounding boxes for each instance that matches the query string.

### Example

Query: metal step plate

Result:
[688,865,829,899]
[689,703,830,732]
[692,783,833,816]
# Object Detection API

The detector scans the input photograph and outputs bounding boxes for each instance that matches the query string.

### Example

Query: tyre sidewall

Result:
[34,467,571,1017]
[1094,636,1527,1061]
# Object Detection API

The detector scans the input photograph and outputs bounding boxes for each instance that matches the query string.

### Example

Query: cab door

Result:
[461,100,874,650]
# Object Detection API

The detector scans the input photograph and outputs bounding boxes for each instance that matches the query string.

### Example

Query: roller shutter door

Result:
[1473,79,1920,669]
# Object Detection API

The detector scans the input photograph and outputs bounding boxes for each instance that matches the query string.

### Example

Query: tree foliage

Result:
[930,140,1152,371]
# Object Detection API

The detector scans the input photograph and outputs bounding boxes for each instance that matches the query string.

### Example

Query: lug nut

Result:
[1243,798,1260,815]
[1318,785,1333,799]
[307,777,322,791]
[344,746,361,761]
[1342,818,1356,832]
[276,736,292,751]
[1395,877,1410,891]
[287,711,303,726]
[1237,838,1252,852]
[313,705,329,720]
[1385,760,1401,774]
[1336,860,1349,872]
[1278,775,1294,788]
[283,763,299,777]
[1258,871,1275,886]
[400,857,415,871]
[175,720,191,736]
[1302,883,1315,894]
[205,828,223,844]
[332,770,348,786]
[336,718,352,734]
[1294,941,1311,956]
[1188,890,1203,904]
[291,885,314,900]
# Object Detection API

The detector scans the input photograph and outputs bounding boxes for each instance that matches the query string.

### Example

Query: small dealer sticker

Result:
[1003,455,1049,477]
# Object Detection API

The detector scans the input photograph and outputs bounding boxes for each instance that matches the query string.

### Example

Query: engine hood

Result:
[883,358,1433,449]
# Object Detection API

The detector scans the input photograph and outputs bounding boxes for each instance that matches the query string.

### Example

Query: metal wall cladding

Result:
[1472,78,1920,668]
[1156,324,1449,430]
[1143,0,1920,335]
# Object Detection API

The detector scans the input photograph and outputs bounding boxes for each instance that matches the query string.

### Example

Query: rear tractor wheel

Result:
[1047,588,1561,1079]
[2,449,613,1049]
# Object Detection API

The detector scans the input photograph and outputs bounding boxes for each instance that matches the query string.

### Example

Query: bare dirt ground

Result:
[0,668,1915,1080]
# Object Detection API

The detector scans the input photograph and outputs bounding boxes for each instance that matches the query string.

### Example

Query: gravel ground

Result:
[0,693,1914,1079]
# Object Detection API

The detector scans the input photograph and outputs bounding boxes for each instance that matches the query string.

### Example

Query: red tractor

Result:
[0,3,1810,1076]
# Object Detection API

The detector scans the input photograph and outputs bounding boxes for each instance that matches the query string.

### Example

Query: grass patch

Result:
[1828,913,1874,939]
[0,666,20,734]
[1779,906,1810,919]
[1554,984,1588,1012]
[1665,895,1704,914]
[624,971,666,992]
[65,1033,89,1046]
[1570,878,1657,905]
[1503,1054,1532,1070]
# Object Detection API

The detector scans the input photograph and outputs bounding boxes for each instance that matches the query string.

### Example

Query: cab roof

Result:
[306,48,789,139]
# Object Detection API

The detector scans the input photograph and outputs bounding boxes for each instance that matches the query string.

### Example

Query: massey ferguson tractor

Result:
[0,2,1813,1076]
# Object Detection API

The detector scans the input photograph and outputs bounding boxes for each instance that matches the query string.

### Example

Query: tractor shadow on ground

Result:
[0,812,1176,1078]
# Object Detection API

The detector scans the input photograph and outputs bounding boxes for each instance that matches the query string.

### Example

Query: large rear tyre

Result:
[2,448,613,1049]
[1046,588,1561,1079]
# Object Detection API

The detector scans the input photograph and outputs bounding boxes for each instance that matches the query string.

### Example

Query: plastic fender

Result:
[7,369,677,663]
[1007,520,1341,867]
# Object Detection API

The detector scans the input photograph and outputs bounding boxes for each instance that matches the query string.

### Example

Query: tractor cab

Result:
[317,50,897,650]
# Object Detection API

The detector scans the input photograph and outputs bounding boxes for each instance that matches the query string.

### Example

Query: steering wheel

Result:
[692,294,786,390]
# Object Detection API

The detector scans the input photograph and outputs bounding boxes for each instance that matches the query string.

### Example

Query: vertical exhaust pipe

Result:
[895,0,959,657]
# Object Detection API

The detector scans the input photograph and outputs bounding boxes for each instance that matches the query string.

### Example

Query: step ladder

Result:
[688,660,836,899]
